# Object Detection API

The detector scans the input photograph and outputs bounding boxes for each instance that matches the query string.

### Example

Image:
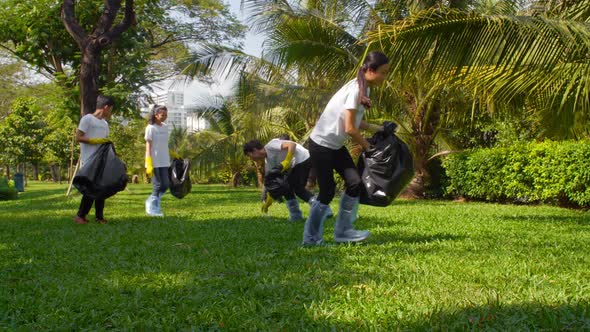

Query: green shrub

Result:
[443,140,590,207]
[0,177,18,200]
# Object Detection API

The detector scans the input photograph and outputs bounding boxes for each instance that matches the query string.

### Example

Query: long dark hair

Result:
[356,51,389,108]
[148,105,167,125]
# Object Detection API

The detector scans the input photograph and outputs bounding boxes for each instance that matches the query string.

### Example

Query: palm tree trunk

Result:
[404,96,441,198]
[231,171,241,187]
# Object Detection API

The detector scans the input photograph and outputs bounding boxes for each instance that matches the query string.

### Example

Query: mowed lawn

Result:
[1,182,589,330]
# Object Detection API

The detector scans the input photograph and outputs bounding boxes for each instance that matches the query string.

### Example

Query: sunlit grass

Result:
[1,182,589,330]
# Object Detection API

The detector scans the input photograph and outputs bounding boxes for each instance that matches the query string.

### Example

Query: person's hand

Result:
[169,150,182,160]
[383,121,397,135]
[146,156,153,177]
[261,195,273,213]
[280,150,294,172]
[88,138,111,145]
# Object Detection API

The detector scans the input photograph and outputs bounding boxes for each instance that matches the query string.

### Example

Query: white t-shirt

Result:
[310,79,368,150]
[78,114,109,166]
[264,139,310,173]
[145,123,171,168]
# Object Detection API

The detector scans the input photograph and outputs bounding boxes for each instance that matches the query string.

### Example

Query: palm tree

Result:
[182,0,505,196]
[366,1,590,139]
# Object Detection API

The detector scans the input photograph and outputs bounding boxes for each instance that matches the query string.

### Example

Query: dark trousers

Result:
[308,139,361,205]
[152,167,170,196]
[284,159,314,202]
[77,195,105,220]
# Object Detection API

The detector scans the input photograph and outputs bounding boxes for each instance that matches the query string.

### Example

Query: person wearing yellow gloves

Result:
[144,105,182,217]
[73,95,115,225]
[244,138,330,222]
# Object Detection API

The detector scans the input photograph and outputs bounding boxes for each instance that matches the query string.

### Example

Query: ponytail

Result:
[357,51,389,109]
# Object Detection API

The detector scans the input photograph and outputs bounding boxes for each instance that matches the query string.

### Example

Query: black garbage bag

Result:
[73,143,128,199]
[169,158,192,199]
[264,166,289,201]
[358,129,414,206]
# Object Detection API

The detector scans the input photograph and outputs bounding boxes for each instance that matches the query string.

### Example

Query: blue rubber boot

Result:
[302,200,330,245]
[286,199,304,222]
[333,193,369,243]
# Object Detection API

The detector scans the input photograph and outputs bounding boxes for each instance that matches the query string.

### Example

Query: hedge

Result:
[442,140,590,207]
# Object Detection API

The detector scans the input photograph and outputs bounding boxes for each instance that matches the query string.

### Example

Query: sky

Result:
[152,0,266,106]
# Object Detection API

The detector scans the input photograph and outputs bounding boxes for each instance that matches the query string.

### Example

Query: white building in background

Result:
[141,90,209,132]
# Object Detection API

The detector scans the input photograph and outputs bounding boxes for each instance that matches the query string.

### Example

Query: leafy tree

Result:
[0,98,47,182]
[0,0,245,116]
[109,117,146,181]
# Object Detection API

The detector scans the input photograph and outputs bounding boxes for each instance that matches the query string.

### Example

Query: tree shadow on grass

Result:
[404,302,590,331]
[1,211,588,330]
[499,214,590,226]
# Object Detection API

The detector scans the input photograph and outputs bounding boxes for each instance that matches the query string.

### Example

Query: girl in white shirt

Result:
[145,105,181,217]
[303,51,390,245]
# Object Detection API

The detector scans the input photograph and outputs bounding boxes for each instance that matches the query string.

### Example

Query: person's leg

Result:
[146,168,163,216]
[95,198,106,223]
[75,195,93,224]
[332,147,369,243]
[155,167,170,214]
[303,140,335,245]
[289,160,314,203]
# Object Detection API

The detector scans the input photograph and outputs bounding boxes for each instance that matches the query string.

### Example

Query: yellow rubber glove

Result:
[146,156,153,177]
[280,150,294,172]
[87,138,111,145]
[169,150,181,160]
[261,195,273,213]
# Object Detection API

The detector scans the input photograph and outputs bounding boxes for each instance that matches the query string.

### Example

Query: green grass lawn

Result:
[1,182,589,330]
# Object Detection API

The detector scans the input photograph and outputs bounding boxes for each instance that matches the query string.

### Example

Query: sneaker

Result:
[147,211,164,217]
[334,230,370,243]
[95,219,108,224]
[301,239,325,247]
[73,216,88,225]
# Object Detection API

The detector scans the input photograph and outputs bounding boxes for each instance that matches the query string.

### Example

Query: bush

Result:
[443,140,590,207]
[0,177,18,200]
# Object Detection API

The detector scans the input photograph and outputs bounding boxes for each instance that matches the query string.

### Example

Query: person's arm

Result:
[344,109,371,151]
[145,130,154,177]
[279,141,296,171]
[359,121,383,133]
[76,129,110,144]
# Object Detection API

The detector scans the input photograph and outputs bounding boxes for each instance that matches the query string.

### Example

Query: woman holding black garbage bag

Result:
[303,51,395,245]
[144,105,182,217]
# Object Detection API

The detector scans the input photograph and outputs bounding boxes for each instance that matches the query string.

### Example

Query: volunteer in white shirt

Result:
[144,105,182,217]
[244,138,320,222]
[73,95,115,225]
[303,51,390,245]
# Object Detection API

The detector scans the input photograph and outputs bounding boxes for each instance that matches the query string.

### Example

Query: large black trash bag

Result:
[169,158,192,199]
[264,166,289,201]
[358,128,415,206]
[73,143,128,199]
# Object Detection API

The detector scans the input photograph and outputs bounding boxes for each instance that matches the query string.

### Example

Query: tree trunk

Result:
[231,171,241,188]
[403,95,441,198]
[61,0,136,114]
[32,163,39,181]
[5,165,10,179]
[79,48,101,115]
[23,163,27,187]
[255,162,264,188]
[50,164,60,183]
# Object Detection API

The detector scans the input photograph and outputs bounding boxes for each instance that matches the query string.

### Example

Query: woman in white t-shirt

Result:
[144,105,181,217]
[303,51,390,245]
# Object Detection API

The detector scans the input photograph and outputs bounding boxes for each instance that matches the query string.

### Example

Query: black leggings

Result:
[308,139,361,205]
[77,195,105,220]
[284,159,314,202]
